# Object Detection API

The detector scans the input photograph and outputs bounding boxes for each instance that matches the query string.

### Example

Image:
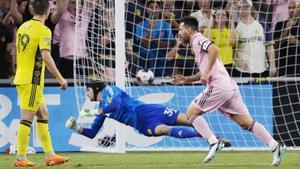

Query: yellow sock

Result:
[36,119,54,153]
[17,120,32,157]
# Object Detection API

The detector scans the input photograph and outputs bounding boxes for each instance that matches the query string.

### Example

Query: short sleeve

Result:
[192,34,213,53]
[200,38,213,52]
[39,28,51,51]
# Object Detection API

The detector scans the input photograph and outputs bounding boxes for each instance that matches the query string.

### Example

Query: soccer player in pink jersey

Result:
[172,16,286,166]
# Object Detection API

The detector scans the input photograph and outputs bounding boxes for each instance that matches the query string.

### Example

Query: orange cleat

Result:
[15,159,40,167]
[45,155,70,166]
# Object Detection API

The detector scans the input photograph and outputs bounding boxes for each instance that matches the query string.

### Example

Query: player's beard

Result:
[182,35,190,44]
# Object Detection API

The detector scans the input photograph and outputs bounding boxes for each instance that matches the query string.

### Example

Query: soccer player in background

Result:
[13,0,69,167]
[171,16,286,166]
[65,81,231,147]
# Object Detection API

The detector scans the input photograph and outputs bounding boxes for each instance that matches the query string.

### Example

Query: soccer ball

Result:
[136,69,154,84]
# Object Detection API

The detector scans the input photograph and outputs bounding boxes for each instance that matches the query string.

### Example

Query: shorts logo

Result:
[147,129,152,135]
[107,97,112,103]
[198,86,213,107]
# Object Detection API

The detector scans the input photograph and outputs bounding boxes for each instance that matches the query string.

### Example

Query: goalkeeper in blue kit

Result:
[66,81,230,146]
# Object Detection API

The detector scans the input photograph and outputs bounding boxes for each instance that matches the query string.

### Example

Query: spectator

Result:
[272,0,289,30]
[204,8,237,75]
[225,0,240,24]
[56,0,92,78]
[274,0,300,76]
[232,0,277,77]
[3,0,24,75]
[162,0,186,35]
[22,0,65,29]
[0,23,13,78]
[86,2,118,81]
[252,0,273,27]
[126,0,145,40]
[3,0,23,26]
[190,0,214,33]
[99,28,116,82]
[125,0,145,77]
[135,0,175,77]
[166,34,198,76]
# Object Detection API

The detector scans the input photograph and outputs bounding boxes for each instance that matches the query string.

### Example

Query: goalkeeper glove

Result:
[80,108,99,117]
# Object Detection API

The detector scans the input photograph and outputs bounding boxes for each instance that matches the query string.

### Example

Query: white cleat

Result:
[204,140,225,163]
[271,143,287,166]
[65,116,77,129]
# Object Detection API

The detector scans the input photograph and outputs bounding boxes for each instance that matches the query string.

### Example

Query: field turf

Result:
[0,151,299,169]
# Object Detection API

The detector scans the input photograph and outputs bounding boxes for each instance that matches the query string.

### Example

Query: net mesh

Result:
[74,0,300,151]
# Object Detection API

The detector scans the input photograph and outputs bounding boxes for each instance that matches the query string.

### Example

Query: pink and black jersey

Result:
[190,33,236,90]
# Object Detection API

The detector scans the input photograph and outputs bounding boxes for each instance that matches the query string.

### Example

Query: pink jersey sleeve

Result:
[191,33,235,90]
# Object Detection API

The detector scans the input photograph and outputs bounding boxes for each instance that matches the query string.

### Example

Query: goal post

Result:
[114,0,126,153]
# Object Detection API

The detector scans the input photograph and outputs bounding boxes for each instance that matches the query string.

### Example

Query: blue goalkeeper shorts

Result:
[135,104,179,136]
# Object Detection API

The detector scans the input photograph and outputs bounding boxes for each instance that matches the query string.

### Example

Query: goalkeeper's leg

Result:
[175,113,231,147]
[155,124,199,138]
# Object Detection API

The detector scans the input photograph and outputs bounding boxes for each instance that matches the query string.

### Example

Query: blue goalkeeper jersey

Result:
[98,85,143,129]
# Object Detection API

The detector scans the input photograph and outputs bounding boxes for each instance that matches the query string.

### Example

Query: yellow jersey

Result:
[204,28,233,65]
[13,19,52,87]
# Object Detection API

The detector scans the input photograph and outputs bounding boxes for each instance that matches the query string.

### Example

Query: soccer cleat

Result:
[45,155,70,166]
[271,143,287,166]
[216,136,231,147]
[65,116,77,129]
[15,159,40,167]
[204,140,225,163]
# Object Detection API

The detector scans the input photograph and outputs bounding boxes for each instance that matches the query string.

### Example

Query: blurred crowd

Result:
[0,0,299,80]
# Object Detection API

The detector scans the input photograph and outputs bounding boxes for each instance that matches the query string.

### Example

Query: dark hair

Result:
[31,0,49,15]
[86,81,107,101]
[180,16,198,31]
[146,0,162,7]
[212,8,229,28]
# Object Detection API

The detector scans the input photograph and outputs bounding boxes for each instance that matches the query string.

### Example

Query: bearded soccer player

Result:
[13,0,70,167]
[171,16,286,166]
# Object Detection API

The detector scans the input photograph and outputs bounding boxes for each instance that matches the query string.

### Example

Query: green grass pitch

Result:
[1,151,299,169]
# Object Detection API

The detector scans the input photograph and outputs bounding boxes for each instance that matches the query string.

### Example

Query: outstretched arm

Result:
[80,114,107,139]
[80,95,121,139]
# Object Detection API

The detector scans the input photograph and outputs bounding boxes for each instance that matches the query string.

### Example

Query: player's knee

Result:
[186,106,201,120]
[240,121,255,131]
[240,123,249,130]
[186,112,192,120]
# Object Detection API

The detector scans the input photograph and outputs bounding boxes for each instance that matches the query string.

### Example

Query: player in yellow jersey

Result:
[13,0,70,167]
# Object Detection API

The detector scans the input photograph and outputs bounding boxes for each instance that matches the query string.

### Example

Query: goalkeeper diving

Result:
[65,81,230,146]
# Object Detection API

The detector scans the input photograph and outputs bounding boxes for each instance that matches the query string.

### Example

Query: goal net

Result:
[73,0,300,152]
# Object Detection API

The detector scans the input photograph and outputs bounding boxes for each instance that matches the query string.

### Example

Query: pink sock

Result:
[190,116,216,143]
[252,121,274,145]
